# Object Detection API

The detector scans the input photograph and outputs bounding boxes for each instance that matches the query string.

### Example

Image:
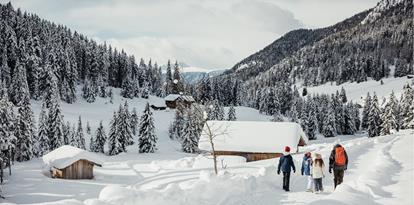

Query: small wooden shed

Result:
[198,121,308,162]
[43,145,103,180]
[164,94,195,109]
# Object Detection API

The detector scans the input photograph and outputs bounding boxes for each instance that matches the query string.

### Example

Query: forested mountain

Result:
[194,0,412,108]
[0,2,165,105]
[225,9,371,81]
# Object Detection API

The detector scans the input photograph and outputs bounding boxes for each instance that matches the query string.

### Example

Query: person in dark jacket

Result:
[329,144,348,189]
[277,146,296,191]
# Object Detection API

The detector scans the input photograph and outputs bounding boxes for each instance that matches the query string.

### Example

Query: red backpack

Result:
[335,147,346,166]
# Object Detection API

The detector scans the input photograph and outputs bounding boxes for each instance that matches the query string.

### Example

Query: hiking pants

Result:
[307,175,313,190]
[283,172,290,190]
[314,178,323,192]
[334,169,344,188]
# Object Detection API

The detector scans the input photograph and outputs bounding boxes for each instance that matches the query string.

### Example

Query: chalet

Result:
[150,98,167,110]
[164,94,195,109]
[42,145,103,179]
[198,121,308,162]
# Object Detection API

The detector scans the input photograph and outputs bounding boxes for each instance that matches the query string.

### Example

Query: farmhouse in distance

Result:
[198,121,308,162]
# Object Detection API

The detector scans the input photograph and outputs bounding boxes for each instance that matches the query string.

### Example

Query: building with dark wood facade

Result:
[164,94,195,109]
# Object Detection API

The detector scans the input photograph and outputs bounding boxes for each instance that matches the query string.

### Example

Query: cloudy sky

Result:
[3,0,378,70]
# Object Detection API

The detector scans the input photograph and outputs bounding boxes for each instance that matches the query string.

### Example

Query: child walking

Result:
[277,146,296,192]
[312,153,325,193]
[301,152,313,192]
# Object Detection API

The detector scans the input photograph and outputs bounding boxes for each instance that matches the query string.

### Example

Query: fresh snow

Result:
[1,86,413,205]
[301,77,413,104]
[198,121,307,153]
[42,145,103,169]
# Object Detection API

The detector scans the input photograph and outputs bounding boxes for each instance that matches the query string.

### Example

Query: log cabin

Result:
[164,94,195,109]
[43,145,103,179]
[198,121,308,162]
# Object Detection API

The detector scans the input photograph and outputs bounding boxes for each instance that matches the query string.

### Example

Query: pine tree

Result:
[138,103,157,153]
[272,110,284,122]
[117,103,133,148]
[89,135,96,152]
[0,97,15,164]
[75,116,86,149]
[322,104,337,138]
[227,105,237,121]
[339,87,347,103]
[47,93,64,151]
[63,121,71,145]
[130,107,139,136]
[86,121,91,135]
[10,63,30,106]
[181,109,199,153]
[15,102,34,162]
[361,93,372,130]
[169,104,185,140]
[342,104,356,135]
[108,111,122,155]
[165,60,172,95]
[380,91,399,135]
[37,103,49,156]
[171,61,183,94]
[94,121,107,153]
[368,93,382,137]
[400,84,414,129]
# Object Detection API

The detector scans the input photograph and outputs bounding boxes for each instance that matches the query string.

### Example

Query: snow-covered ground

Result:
[1,79,413,205]
[301,77,413,104]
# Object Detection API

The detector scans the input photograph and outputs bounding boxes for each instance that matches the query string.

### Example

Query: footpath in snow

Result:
[7,130,406,205]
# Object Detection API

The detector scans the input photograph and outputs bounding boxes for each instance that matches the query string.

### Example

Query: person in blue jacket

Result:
[301,152,313,192]
[277,146,296,191]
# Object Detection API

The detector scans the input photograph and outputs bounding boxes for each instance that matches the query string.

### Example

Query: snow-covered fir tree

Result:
[47,94,64,151]
[361,93,372,130]
[63,121,71,145]
[108,111,123,155]
[227,105,237,121]
[181,109,200,153]
[138,103,157,153]
[400,84,414,129]
[93,121,107,153]
[37,103,49,156]
[74,116,86,149]
[322,104,337,138]
[117,102,133,147]
[130,107,139,136]
[368,93,382,138]
[86,121,91,135]
[380,91,399,135]
[169,104,185,140]
[15,102,35,162]
[272,111,284,122]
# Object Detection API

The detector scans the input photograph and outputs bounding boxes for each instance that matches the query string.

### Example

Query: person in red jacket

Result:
[329,144,348,189]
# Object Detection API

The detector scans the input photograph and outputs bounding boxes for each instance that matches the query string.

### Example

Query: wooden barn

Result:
[164,94,195,109]
[43,145,103,179]
[198,121,308,162]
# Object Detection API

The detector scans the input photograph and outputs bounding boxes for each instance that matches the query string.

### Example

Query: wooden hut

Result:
[198,121,308,162]
[164,94,195,109]
[43,146,103,179]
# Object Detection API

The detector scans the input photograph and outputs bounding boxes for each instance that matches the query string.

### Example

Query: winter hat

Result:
[284,146,291,153]
[315,153,322,159]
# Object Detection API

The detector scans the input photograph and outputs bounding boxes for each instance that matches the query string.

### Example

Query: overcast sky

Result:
[2,0,378,70]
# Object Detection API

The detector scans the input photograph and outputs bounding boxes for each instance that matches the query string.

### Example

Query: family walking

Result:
[277,144,348,193]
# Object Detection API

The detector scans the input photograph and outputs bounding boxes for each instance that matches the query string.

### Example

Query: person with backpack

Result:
[329,144,348,189]
[312,153,325,193]
[301,152,313,192]
[277,146,296,191]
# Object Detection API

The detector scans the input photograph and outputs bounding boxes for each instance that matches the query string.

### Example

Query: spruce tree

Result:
[169,104,185,140]
[94,121,107,153]
[63,121,71,145]
[138,103,157,153]
[15,102,34,162]
[368,93,382,137]
[380,91,399,135]
[271,110,284,122]
[10,63,30,106]
[400,84,414,129]
[361,93,372,130]
[108,111,122,155]
[227,105,237,121]
[322,104,337,138]
[342,104,356,135]
[181,109,199,153]
[131,107,139,136]
[75,116,86,149]
[47,93,64,151]
[89,135,96,152]
[86,121,91,135]
[37,103,49,156]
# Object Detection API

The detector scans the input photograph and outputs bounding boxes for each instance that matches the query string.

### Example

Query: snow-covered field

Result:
[1,78,413,205]
[302,76,413,104]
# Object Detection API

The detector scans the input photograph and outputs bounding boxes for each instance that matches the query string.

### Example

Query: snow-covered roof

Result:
[164,94,195,102]
[43,145,103,169]
[198,121,307,153]
[150,97,167,107]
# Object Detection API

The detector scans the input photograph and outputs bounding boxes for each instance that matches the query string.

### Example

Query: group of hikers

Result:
[277,144,348,193]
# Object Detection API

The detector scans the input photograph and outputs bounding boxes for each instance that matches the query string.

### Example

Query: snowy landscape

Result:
[0,0,413,204]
